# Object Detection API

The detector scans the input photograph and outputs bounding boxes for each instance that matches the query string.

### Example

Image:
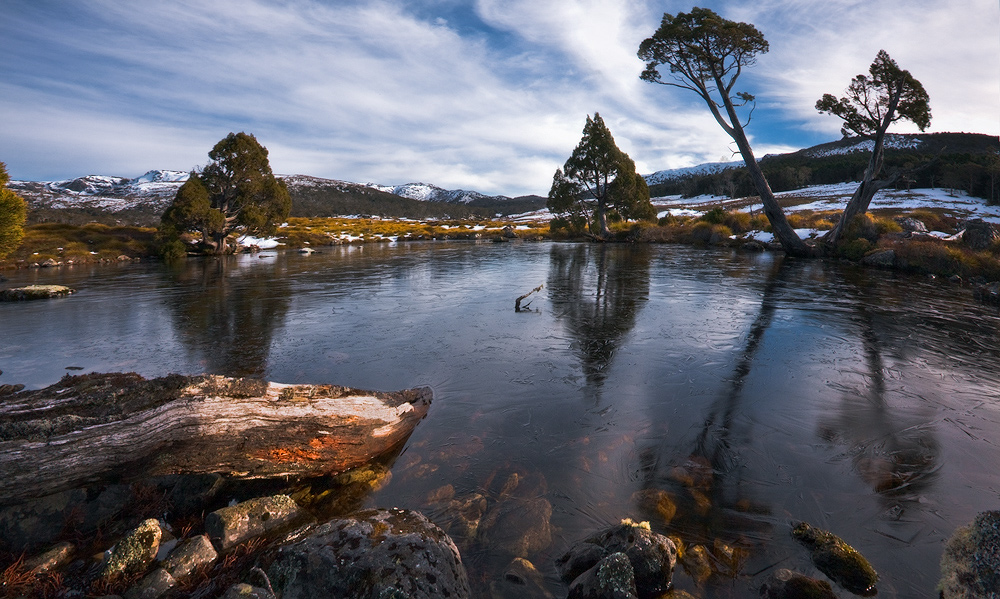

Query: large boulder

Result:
[267,507,470,599]
[960,219,999,251]
[939,510,1000,599]
[557,520,677,599]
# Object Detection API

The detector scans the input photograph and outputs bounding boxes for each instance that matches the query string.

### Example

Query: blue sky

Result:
[2,0,997,196]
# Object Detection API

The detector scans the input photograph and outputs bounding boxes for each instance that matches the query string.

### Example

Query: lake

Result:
[3,241,1000,598]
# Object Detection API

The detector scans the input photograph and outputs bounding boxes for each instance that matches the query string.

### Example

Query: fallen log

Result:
[0,373,431,505]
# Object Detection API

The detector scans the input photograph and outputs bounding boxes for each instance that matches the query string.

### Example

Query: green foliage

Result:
[159,238,188,263]
[839,238,874,261]
[0,162,28,260]
[816,50,931,137]
[163,132,292,254]
[547,113,654,238]
[160,174,223,242]
[638,7,768,102]
[688,221,732,245]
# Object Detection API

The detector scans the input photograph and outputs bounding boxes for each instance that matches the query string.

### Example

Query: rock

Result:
[939,510,1000,599]
[161,534,217,580]
[0,284,76,301]
[791,521,878,596]
[631,489,676,524]
[267,507,470,599]
[220,583,274,599]
[860,249,895,268]
[476,497,553,558]
[490,557,554,599]
[101,518,162,580]
[894,217,928,233]
[567,552,637,599]
[205,495,304,551]
[23,541,75,573]
[0,383,25,395]
[960,219,999,250]
[678,544,711,584]
[974,281,1000,305]
[124,568,176,599]
[502,226,518,239]
[741,240,766,252]
[759,569,837,599]
[436,492,488,541]
[557,520,677,599]
[41,258,60,267]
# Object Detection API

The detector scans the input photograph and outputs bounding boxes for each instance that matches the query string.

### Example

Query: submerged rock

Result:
[557,520,677,599]
[477,497,553,558]
[939,510,1000,599]
[489,557,554,599]
[759,568,837,599]
[267,507,470,599]
[791,521,878,596]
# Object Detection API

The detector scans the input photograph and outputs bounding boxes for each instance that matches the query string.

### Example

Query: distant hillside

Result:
[648,132,1000,203]
[287,176,544,219]
[11,172,547,226]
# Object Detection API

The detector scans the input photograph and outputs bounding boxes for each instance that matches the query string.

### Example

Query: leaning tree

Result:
[548,113,654,238]
[816,50,931,245]
[163,132,291,254]
[637,7,811,256]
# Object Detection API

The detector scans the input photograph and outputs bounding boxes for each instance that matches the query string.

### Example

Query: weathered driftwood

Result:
[0,373,431,505]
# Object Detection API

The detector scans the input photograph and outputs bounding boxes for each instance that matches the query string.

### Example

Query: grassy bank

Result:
[4,212,1000,288]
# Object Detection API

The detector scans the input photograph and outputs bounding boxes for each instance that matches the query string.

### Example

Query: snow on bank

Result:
[651,185,1000,224]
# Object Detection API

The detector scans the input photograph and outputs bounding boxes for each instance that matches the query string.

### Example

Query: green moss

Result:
[792,522,878,596]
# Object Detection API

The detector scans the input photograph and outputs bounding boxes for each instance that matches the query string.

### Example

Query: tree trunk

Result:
[730,127,812,257]
[0,373,431,505]
[709,76,812,257]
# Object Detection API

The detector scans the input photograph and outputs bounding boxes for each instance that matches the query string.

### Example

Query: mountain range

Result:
[10,132,999,226]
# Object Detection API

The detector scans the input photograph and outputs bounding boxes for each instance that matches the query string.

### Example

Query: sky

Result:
[1,0,997,197]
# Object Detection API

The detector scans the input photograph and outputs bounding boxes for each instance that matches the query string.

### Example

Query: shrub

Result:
[159,239,187,263]
[839,238,874,261]
[844,214,880,243]
[689,222,732,245]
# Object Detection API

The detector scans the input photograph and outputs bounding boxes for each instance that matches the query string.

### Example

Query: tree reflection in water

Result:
[165,256,291,377]
[817,305,941,502]
[547,244,651,395]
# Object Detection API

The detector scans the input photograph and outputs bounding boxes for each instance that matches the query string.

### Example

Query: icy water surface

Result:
[3,242,1000,598]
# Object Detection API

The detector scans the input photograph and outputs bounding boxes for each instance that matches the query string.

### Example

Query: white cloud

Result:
[1,0,996,196]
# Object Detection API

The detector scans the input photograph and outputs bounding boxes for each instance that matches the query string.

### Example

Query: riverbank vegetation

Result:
[4,208,999,290]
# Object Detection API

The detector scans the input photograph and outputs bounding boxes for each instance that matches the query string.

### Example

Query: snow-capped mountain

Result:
[644,161,743,186]
[803,133,924,158]
[365,182,508,205]
[9,170,191,214]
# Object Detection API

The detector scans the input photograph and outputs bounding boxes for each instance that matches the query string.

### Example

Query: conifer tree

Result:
[548,113,654,238]
[0,162,28,260]
[161,132,291,254]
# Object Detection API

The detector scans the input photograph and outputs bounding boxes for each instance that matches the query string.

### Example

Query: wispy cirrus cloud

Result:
[1,0,995,196]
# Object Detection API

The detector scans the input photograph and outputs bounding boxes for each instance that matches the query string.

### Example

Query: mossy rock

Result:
[792,522,878,596]
[0,285,76,301]
[939,510,1000,599]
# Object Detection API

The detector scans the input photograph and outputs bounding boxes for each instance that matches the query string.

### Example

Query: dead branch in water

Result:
[515,285,544,312]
